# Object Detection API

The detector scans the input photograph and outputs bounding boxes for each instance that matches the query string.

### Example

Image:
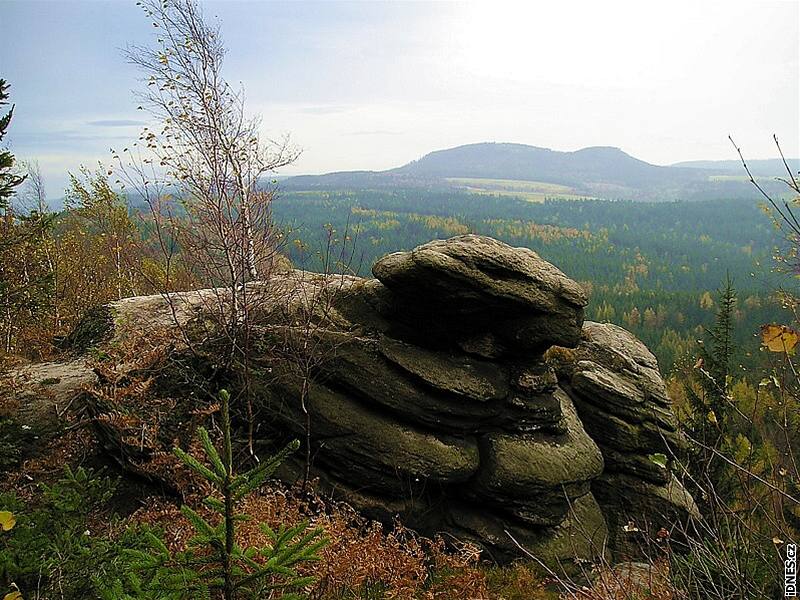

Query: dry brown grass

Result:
[0,312,683,600]
[481,563,557,599]
[0,428,97,500]
[0,409,677,600]
[129,480,490,600]
[572,560,676,600]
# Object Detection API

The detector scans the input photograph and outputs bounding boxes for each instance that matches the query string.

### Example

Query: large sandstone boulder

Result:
[372,235,588,350]
[470,390,603,527]
[51,234,695,566]
[0,359,97,470]
[446,492,608,565]
[550,321,700,556]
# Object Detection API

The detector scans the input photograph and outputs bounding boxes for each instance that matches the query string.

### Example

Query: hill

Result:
[673,157,800,177]
[284,142,794,201]
[392,143,706,188]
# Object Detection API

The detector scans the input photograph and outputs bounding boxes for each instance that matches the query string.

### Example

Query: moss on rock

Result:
[59,305,115,353]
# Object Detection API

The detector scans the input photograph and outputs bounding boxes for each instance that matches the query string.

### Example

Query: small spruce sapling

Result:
[119,389,326,600]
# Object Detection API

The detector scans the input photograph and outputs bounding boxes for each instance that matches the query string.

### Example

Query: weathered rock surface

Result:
[550,321,700,556]
[41,234,696,566]
[267,374,481,495]
[372,235,588,350]
[471,390,603,526]
[1,359,98,469]
[446,492,608,565]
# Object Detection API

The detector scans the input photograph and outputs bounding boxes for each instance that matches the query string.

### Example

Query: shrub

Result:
[0,466,153,599]
[108,389,327,600]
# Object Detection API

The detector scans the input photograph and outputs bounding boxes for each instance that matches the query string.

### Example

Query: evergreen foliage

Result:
[273,190,784,373]
[671,273,799,598]
[0,80,56,357]
[0,80,25,207]
[0,466,153,599]
[689,276,736,421]
[111,389,327,600]
[682,276,737,495]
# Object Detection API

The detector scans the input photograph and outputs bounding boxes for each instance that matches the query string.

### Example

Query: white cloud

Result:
[4,0,797,193]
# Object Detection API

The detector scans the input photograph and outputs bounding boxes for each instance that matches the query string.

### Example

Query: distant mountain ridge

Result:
[391,143,703,187]
[39,143,796,210]
[284,142,796,201]
[672,158,800,177]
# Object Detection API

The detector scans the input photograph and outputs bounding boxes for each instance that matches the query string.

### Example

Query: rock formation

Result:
[549,321,699,556]
[12,234,698,567]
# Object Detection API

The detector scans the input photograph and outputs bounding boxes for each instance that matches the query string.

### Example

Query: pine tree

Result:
[683,274,737,496]
[697,274,736,420]
[0,80,26,208]
[114,389,327,599]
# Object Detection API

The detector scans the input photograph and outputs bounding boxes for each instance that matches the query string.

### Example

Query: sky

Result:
[1,0,799,198]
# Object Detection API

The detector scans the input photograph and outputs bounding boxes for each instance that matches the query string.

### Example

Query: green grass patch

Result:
[445,177,592,202]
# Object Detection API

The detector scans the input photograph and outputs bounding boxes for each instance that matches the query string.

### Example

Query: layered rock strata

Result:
[24,234,697,565]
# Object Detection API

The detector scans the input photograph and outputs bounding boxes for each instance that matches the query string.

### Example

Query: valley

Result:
[275,188,789,375]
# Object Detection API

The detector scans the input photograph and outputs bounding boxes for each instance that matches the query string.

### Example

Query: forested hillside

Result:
[3,0,799,597]
[284,142,796,202]
[275,190,787,373]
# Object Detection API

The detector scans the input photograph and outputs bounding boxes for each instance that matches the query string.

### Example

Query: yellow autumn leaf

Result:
[760,324,799,354]
[0,511,16,531]
[3,591,22,600]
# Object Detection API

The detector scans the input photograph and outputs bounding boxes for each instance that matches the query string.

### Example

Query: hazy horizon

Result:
[2,0,798,197]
